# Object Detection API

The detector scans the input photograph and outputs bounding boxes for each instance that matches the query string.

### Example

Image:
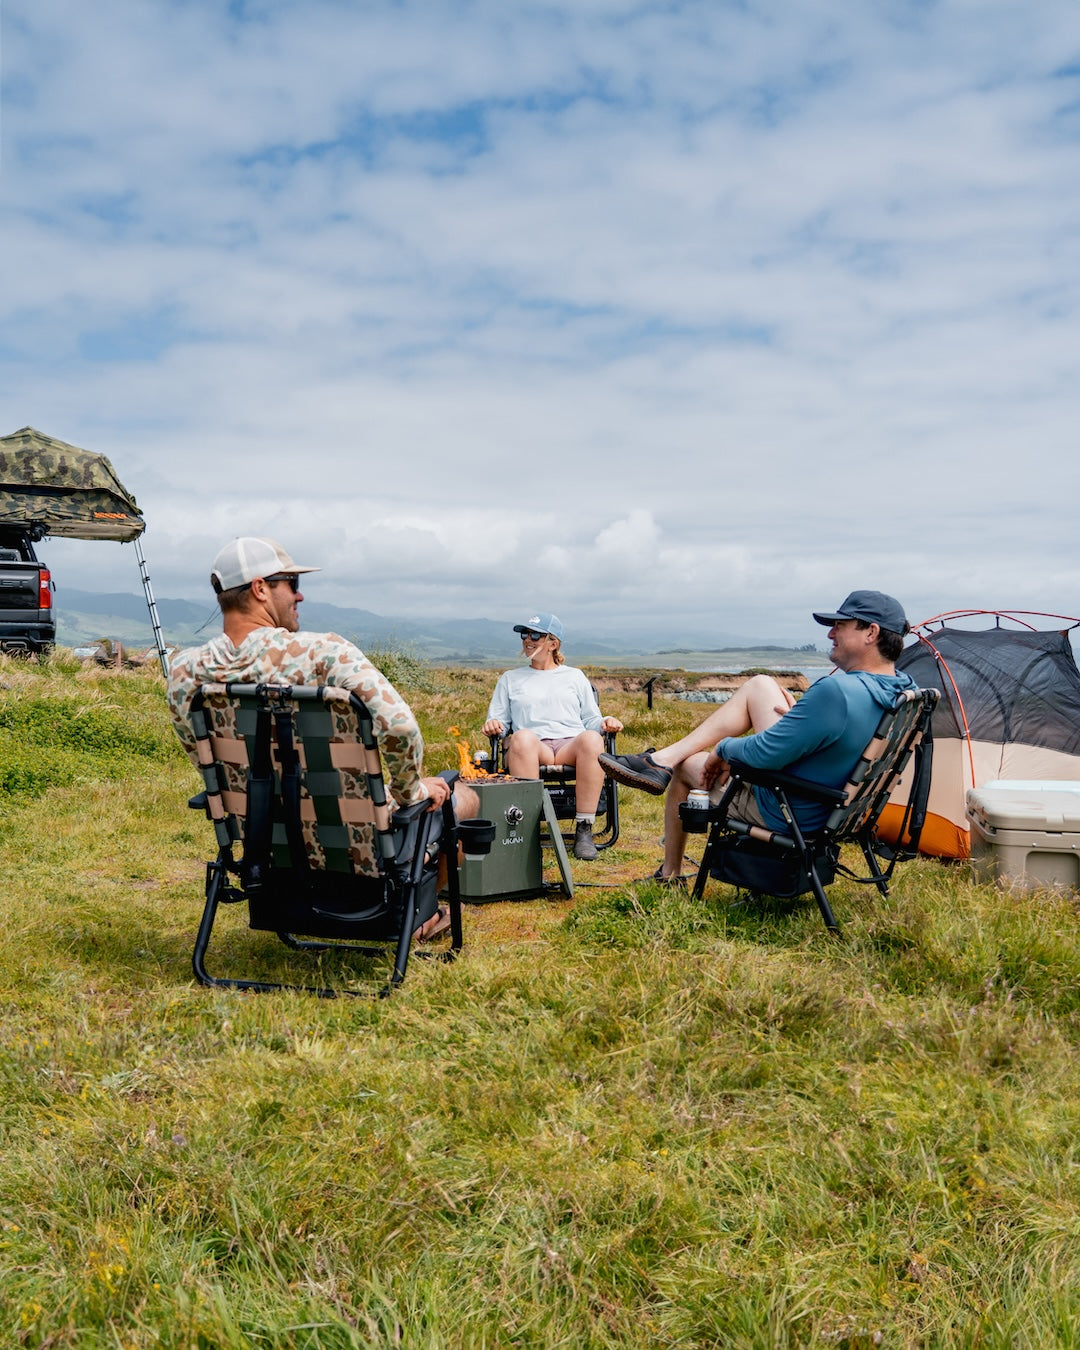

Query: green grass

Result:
[1,651,1079,1346]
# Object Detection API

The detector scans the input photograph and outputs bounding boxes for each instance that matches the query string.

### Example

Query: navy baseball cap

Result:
[813,590,908,633]
[514,612,564,641]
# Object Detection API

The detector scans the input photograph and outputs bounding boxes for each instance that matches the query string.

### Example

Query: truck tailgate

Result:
[0,567,41,608]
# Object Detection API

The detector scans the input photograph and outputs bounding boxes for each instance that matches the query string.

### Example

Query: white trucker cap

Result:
[210,536,320,592]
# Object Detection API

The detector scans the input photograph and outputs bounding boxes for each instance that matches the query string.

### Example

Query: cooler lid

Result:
[966,785,1080,832]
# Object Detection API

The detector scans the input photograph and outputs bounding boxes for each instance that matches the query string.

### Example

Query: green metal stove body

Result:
[459,777,573,903]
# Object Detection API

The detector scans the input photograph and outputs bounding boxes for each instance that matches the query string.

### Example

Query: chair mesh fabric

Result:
[825,690,929,842]
[193,684,393,877]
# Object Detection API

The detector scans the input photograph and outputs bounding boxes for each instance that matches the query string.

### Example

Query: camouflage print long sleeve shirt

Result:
[167,626,428,806]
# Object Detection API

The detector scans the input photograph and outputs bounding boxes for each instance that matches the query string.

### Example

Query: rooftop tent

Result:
[877,612,1080,859]
[0,425,167,673]
[0,425,145,540]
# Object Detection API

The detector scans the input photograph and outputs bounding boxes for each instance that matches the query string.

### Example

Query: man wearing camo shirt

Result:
[167,536,477,938]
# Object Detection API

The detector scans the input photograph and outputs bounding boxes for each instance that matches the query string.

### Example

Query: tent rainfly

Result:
[0,426,167,672]
[877,612,1080,859]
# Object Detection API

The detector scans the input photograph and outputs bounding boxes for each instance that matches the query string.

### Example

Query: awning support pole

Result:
[132,536,169,678]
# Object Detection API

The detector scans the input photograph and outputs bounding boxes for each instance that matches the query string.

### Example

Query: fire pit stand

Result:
[459,778,574,903]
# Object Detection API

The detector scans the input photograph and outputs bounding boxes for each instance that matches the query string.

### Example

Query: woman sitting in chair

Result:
[482,612,623,861]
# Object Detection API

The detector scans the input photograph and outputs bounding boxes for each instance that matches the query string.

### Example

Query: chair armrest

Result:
[731,762,847,806]
[391,798,435,827]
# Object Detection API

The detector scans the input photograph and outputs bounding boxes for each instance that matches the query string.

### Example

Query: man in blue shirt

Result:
[599,591,914,885]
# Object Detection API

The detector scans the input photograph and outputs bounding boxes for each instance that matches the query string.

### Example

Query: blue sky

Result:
[2,0,1079,645]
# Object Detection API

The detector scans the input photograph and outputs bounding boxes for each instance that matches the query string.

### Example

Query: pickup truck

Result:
[0,525,55,653]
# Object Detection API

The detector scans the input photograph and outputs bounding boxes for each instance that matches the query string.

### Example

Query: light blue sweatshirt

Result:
[486,665,605,740]
[717,669,915,832]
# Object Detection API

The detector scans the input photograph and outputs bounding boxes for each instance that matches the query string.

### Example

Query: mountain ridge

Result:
[53,588,826,665]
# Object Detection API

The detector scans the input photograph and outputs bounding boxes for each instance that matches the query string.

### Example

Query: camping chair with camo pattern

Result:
[680,687,939,934]
[186,681,472,997]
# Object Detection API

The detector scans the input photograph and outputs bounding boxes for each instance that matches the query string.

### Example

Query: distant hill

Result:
[53,588,828,668]
[54,589,530,661]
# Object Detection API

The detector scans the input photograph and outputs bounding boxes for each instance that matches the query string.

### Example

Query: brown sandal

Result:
[416,906,452,942]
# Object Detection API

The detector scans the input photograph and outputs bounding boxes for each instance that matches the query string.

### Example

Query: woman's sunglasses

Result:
[519,629,548,642]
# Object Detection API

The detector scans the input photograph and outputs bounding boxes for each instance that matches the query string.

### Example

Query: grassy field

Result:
[1,652,1079,1348]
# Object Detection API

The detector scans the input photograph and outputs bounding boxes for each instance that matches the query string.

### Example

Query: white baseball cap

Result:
[210,536,320,592]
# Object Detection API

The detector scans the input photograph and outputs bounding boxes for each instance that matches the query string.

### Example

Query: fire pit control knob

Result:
[504,805,525,825]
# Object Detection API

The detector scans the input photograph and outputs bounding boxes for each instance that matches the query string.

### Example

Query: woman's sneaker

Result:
[598,749,673,795]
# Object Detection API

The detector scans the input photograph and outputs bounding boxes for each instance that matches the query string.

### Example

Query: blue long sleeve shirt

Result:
[717,669,915,832]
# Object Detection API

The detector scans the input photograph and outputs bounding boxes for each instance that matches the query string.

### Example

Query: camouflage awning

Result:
[0,426,146,541]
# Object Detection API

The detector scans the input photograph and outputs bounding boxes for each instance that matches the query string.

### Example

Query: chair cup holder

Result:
[458,818,497,858]
[679,801,716,834]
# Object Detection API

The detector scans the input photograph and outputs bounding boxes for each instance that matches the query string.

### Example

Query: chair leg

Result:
[381,803,453,995]
[691,825,721,899]
[808,864,840,935]
[442,797,464,954]
[192,859,226,988]
[385,891,417,996]
[596,783,620,850]
[860,839,892,897]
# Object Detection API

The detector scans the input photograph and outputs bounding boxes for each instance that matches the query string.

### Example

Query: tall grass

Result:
[1,652,1079,1346]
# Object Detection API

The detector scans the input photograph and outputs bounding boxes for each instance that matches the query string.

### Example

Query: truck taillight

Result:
[39,569,52,610]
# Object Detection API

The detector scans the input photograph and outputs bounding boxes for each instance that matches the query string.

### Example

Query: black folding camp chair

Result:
[681,687,938,934]
[487,698,620,850]
[186,681,475,997]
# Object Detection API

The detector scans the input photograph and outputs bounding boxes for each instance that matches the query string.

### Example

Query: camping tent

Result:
[0,425,145,541]
[877,612,1080,858]
[0,426,167,671]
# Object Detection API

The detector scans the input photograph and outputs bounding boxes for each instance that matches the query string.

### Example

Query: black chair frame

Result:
[682,687,938,934]
[187,682,465,998]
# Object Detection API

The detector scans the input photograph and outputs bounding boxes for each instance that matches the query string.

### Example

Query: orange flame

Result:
[448,726,494,779]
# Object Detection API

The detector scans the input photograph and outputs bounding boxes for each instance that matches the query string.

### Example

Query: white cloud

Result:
[3,0,1080,644]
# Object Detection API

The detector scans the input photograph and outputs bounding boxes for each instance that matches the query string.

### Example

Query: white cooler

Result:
[966,781,1080,891]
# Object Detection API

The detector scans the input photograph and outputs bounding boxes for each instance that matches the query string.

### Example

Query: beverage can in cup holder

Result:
[681,788,712,833]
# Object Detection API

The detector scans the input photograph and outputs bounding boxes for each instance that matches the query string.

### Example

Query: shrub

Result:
[362,638,434,692]
[0,684,182,802]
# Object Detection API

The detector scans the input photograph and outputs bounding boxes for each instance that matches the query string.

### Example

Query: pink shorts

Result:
[541,737,576,756]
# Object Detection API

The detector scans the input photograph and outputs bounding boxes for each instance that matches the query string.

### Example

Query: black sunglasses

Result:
[519,628,548,642]
[264,574,301,593]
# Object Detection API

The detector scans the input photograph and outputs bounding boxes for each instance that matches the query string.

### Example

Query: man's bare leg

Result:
[649,675,794,770]
[653,676,793,879]
[662,753,711,877]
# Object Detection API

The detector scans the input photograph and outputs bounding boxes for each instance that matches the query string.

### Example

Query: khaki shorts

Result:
[708,779,769,829]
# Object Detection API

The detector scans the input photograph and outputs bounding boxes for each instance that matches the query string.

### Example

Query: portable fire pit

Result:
[458,777,573,903]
